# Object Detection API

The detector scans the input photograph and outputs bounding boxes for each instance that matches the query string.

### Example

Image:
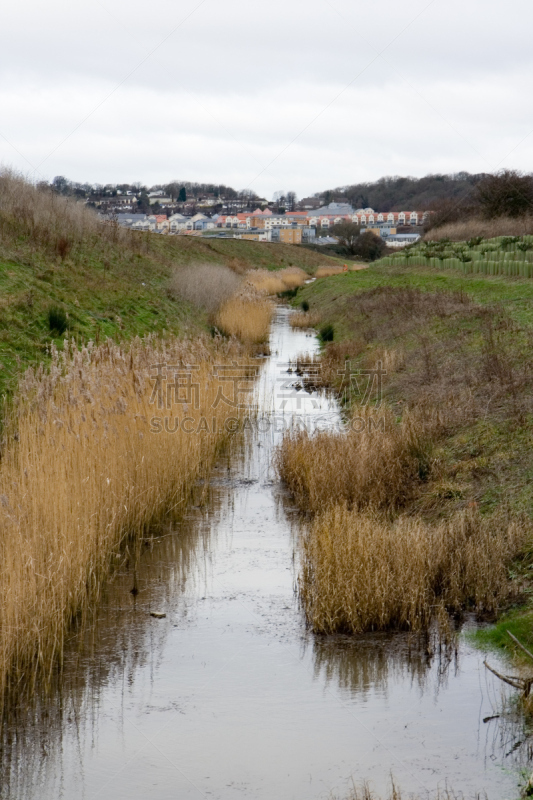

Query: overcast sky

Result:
[1,0,532,199]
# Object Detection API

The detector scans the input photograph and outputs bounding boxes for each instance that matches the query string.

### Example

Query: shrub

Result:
[319,323,334,342]
[47,306,68,335]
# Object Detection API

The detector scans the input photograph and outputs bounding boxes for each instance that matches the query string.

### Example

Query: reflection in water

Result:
[312,633,439,699]
[0,307,529,800]
[0,470,231,800]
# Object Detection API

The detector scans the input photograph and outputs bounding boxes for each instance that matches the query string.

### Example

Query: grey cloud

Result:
[1,0,532,195]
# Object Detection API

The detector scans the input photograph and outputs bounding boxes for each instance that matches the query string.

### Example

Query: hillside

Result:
[0,171,337,398]
[320,172,486,212]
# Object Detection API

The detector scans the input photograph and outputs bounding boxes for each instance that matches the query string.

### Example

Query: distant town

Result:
[43,176,444,248]
[105,198,427,250]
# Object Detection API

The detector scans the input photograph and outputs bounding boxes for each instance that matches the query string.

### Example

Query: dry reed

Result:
[0,335,255,695]
[277,405,435,514]
[170,263,241,312]
[316,266,345,278]
[245,266,308,295]
[335,782,483,800]
[426,214,533,242]
[245,270,287,295]
[277,266,308,289]
[301,506,526,634]
[290,311,322,329]
[214,293,274,343]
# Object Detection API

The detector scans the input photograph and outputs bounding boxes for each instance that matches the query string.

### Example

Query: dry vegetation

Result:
[169,263,275,344]
[0,168,129,259]
[0,335,254,696]
[170,263,241,312]
[279,280,533,636]
[277,266,309,289]
[316,265,346,278]
[245,266,308,295]
[290,310,322,329]
[301,506,526,635]
[278,405,435,515]
[214,291,274,343]
[425,214,533,242]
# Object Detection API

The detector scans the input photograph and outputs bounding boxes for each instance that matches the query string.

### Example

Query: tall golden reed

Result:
[215,294,274,343]
[290,311,322,329]
[0,335,255,694]
[315,266,345,278]
[278,405,433,514]
[301,506,526,635]
[245,267,308,295]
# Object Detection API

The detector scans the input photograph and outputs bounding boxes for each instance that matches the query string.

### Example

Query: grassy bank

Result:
[0,171,337,398]
[281,259,533,638]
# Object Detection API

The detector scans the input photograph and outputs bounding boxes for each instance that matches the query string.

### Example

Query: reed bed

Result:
[277,405,435,514]
[301,506,526,635]
[290,311,322,329]
[0,335,254,696]
[316,265,345,278]
[245,270,287,295]
[277,266,308,289]
[170,263,241,312]
[214,292,274,343]
[245,266,308,295]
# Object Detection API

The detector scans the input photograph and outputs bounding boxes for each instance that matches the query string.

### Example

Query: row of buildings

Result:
[110,202,427,246]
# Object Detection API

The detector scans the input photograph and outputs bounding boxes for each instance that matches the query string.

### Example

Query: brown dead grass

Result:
[290,311,322,329]
[316,265,345,278]
[277,405,436,514]
[0,335,255,696]
[245,266,308,295]
[0,168,129,256]
[214,293,274,343]
[301,505,526,634]
[426,214,533,242]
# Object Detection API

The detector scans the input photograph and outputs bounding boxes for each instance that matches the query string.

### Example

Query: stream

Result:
[1,306,528,800]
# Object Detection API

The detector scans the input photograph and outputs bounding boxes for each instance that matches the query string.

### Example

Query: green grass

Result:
[470,608,533,662]
[298,262,533,330]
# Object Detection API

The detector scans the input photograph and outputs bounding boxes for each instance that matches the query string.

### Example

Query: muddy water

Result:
[2,307,528,800]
